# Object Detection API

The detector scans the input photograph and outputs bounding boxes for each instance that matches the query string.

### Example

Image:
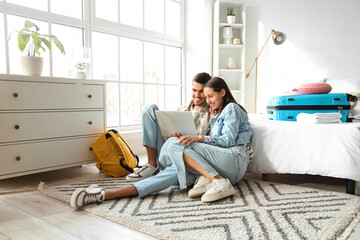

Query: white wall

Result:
[184,0,213,104]
[245,0,360,113]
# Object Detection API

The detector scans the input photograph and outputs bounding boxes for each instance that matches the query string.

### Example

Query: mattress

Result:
[247,115,360,181]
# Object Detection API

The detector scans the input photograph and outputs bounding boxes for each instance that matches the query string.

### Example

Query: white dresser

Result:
[0,74,106,179]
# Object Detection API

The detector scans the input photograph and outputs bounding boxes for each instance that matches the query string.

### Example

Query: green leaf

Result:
[17,31,30,52]
[32,34,40,48]
[48,35,65,54]
[40,37,52,51]
[25,20,39,31]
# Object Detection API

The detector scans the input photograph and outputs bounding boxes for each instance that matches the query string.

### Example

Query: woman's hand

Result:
[178,135,205,145]
[170,132,182,138]
[164,132,182,141]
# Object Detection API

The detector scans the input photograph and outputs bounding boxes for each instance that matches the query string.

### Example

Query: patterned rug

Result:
[38,175,360,240]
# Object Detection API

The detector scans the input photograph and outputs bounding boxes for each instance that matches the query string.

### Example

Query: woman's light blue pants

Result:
[133,137,249,198]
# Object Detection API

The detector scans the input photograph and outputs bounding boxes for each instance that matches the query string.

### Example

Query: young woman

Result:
[70,77,253,208]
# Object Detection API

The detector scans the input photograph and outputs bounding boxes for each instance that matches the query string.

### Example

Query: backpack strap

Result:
[119,158,134,173]
[109,129,141,168]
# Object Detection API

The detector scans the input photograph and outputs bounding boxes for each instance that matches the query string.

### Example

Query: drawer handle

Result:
[88,94,92,99]
[88,121,93,125]
[16,156,21,161]
[13,93,19,98]
[89,147,93,151]
[14,125,20,130]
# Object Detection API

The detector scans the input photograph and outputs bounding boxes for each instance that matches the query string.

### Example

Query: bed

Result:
[247,115,360,194]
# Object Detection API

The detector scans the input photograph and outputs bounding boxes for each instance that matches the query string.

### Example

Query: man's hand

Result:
[178,135,205,145]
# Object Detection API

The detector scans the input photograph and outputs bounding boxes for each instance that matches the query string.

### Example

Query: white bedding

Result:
[247,115,360,181]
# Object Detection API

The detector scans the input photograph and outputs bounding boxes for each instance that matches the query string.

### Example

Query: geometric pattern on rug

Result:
[39,176,360,240]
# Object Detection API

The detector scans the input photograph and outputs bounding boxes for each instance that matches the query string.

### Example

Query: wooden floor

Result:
[1,156,359,240]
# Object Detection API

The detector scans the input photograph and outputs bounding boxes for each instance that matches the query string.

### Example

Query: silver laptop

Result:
[155,110,197,137]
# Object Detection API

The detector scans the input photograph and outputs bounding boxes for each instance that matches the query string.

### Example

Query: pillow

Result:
[291,83,332,95]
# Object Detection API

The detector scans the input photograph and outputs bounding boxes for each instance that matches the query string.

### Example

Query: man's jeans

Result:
[141,104,165,163]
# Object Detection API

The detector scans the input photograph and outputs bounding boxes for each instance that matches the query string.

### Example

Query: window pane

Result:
[165,0,181,37]
[107,83,120,127]
[145,85,164,109]
[165,46,181,84]
[7,0,47,11]
[120,0,143,28]
[165,86,181,110]
[144,42,164,83]
[51,0,82,19]
[52,24,83,78]
[0,13,6,73]
[121,84,143,126]
[7,15,50,76]
[95,0,118,22]
[144,0,164,33]
[120,37,143,82]
[92,32,118,80]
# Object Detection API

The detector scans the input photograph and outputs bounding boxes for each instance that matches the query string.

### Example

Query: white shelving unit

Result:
[213,0,246,105]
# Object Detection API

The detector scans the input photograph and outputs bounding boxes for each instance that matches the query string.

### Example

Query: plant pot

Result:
[20,56,43,76]
[227,16,235,24]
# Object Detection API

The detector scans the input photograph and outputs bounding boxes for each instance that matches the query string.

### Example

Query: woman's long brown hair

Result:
[205,77,247,117]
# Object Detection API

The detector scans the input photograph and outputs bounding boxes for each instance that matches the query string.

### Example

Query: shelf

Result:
[219,69,243,73]
[219,23,244,29]
[219,44,244,49]
[214,0,246,105]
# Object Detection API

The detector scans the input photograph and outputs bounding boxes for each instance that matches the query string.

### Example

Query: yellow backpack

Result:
[92,129,139,177]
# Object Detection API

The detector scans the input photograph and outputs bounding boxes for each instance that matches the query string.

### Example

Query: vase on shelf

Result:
[223,27,233,45]
[226,57,235,69]
[20,56,43,76]
[227,16,235,24]
[226,6,236,24]
[75,62,87,79]
[75,47,91,79]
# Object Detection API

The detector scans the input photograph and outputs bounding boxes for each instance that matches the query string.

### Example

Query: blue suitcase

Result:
[267,93,351,122]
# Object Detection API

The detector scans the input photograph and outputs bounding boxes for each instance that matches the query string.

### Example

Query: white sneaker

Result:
[71,185,105,208]
[201,179,236,203]
[188,175,211,198]
[126,163,159,182]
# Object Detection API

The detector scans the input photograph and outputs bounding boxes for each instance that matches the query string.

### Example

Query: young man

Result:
[125,72,212,182]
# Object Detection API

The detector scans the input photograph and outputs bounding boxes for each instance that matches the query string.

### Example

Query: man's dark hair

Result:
[192,72,211,85]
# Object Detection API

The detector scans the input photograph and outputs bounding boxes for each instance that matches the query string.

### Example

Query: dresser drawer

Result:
[0,137,97,176]
[0,81,104,110]
[0,111,104,143]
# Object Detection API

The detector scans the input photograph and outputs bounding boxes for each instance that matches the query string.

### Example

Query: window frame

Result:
[91,0,185,131]
[0,0,185,131]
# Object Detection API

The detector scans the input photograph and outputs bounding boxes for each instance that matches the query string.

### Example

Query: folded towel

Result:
[313,112,342,119]
[296,113,342,124]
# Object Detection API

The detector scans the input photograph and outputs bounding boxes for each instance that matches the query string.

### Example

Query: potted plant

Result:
[227,7,236,24]
[9,20,65,76]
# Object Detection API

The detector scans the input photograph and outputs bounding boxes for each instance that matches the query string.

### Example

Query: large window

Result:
[0,0,184,130]
[0,13,6,73]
